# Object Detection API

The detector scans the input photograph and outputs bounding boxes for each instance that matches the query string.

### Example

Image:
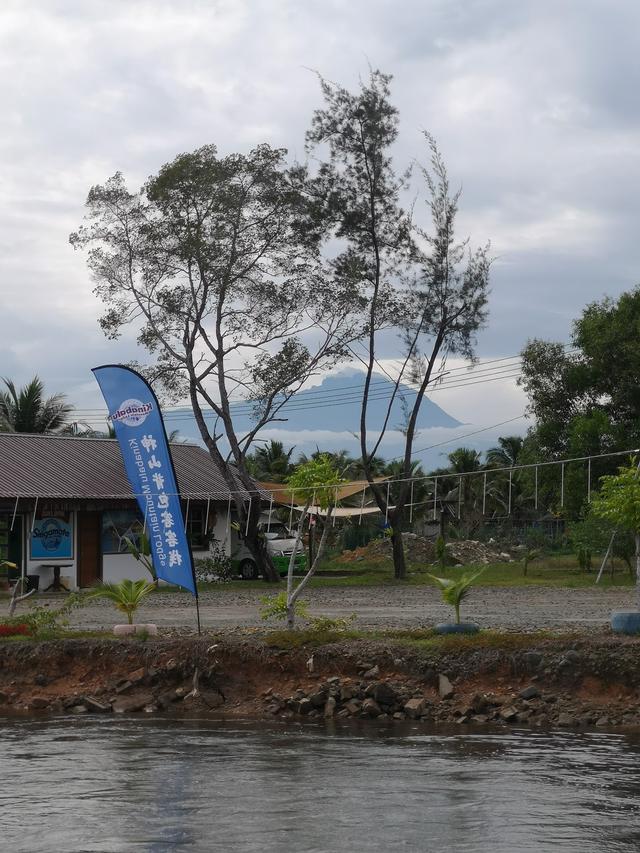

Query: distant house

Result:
[0,433,254,589]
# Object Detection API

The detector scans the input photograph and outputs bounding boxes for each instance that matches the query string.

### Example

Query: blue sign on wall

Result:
[31,514,73,560]
[92,364,197,595]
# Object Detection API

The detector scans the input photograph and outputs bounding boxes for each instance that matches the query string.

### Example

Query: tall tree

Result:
[0,377,72,433]
[519,286,640,517]
[71,144,364,581]
[305,70,490,578]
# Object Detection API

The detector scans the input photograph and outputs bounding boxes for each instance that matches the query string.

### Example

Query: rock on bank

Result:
[2,634,640,730]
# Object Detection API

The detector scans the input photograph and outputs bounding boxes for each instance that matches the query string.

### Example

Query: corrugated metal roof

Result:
[0,433,255,500]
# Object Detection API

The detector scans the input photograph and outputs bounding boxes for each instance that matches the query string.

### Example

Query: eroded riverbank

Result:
[2,632,640,730]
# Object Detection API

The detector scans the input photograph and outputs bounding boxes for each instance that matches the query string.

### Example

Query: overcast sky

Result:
[1,0,638,458]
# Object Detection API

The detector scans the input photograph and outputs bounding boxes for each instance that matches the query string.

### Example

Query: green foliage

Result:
[522,548,540,577]
[519,287,640,516]
[435,535,447,570]
[427,570,484,624]
[89,579,156,624]
[591,460,640,534]
[194,544,234,584]
[308,613,357,632]
[123,532,157,582]
[246,440,295,482]
[486,436,524,468]
[15,593,86,639]
[286,454,344,509]
[568,512,612,571]
[260,590,309,622]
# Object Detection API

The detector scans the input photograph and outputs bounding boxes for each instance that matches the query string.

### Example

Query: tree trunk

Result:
[243,497,279,583]
[636,533,640,610]
[187,384,279,583]
[390,525,406,580]
[287,506,333,629]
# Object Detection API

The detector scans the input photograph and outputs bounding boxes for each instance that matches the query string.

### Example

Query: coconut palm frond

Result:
[0,376,73,434]
[89,579,155,624]
[427,570,484,623]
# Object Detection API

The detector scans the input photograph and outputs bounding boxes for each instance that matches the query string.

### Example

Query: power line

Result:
[396,414,528,459]
[69,360,522,415]
[70,362,527,423]
[69,346,564,416]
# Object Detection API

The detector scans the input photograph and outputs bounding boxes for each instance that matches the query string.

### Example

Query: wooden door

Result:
[77,511,102,587]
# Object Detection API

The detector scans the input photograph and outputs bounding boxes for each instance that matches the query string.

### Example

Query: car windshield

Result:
[262,524,291,540]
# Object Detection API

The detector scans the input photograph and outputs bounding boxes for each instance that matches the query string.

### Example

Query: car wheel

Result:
[239,559,258,580]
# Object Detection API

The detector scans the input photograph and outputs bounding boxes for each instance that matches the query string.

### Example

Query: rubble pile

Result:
[339,534,512,565]
[445,540,513,565]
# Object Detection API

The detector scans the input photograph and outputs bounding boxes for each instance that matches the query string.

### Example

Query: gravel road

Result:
[64,584,638,633]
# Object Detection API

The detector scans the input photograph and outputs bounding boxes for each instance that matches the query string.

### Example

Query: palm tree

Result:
[486,436,524,468]
[248,440,296,482]
[89,579,156,624]
[0,376,72,433]
[485,435,528,517]
[296,448,356,478]
[384,459,430,517]
[444,447,483,518]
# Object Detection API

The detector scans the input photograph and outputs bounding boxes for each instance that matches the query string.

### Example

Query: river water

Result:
[2,716,640,853]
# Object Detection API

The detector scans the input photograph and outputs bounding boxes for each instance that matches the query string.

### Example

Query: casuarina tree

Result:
[71,144,364,581]
[305,70,490,578]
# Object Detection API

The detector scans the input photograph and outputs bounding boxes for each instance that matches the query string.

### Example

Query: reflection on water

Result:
[1,715,640,852]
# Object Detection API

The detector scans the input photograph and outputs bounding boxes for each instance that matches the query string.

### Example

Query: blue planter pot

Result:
[611,611,640,635]
[434,622,479,635]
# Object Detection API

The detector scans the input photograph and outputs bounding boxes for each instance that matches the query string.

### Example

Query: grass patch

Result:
[264,627,363,649]
[201,554,635,591]
[0,629,110,644]
[374,628,570,653]
[260,626,573,653]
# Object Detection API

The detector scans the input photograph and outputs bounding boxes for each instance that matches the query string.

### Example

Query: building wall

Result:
[102,550,211,584]
[21,503,231,589]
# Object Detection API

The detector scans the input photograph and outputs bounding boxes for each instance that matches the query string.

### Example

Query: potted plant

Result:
[89,579,157,635]
[427,569,484,634]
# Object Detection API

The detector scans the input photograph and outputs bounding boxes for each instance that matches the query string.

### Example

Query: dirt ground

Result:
[52,583,639,632]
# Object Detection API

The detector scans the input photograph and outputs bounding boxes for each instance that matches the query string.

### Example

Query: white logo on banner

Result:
[111,398,153,427]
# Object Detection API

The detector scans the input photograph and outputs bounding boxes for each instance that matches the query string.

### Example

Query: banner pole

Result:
[195,592,201,635]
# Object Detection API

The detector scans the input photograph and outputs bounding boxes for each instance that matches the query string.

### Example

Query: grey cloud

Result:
[0,0,637,428]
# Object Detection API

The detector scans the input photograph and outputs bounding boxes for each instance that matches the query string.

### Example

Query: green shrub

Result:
[195,543,234,584]
[435,535,447,570]
[308,613,356,632]
[260,590,309,622]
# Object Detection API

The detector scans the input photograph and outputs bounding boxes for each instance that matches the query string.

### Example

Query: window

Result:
[186,505,208,550]
[101,510,144,555]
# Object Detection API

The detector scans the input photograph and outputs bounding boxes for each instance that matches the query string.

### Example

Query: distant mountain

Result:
[164,370,461,444]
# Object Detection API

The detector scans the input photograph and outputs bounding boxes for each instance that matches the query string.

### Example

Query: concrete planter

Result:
[610,611,640,635]
[113,623,158,636]
[434,622,479,635]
